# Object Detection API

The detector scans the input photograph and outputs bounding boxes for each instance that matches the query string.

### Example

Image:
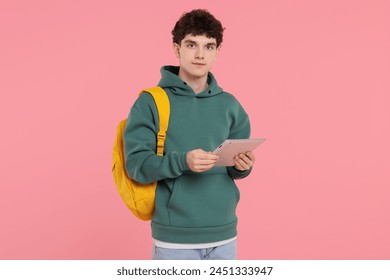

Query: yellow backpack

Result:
[112,86,170,221]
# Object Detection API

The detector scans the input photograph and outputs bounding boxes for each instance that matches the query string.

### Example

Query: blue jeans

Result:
[152,239,237,260]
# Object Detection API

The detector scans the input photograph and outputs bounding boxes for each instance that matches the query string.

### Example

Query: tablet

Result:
[213,138,265,167]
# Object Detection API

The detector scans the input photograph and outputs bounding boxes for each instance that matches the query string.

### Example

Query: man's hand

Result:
[186,149,219,172]
[233,151,255,171]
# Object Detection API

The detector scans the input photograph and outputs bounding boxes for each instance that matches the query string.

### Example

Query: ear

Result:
[173,43,180,59]
[214,45,221,61]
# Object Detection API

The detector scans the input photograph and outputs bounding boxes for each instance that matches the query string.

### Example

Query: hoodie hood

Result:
[157,65,224,98]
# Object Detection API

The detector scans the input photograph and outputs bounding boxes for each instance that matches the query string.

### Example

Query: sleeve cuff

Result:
[227,166,252,180]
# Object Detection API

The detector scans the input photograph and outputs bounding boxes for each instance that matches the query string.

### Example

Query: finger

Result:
[202,153,219,160]
[196,161,216,167]
[239,154,254,167]
[234,162,245,171]
[194,163,215,172]
[194,158,218,166]
[195,151,219,160]
[234,156,248,170]
[245,151,256,162]
[234,163,245,171]
[194,156,218,163]
[207,151,220,160]
[236,154,251,170]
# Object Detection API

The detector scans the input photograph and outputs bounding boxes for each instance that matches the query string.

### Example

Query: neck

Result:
[178,71,208,94]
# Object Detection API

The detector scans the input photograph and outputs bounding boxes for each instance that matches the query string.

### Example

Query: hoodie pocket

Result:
[167,174,239,228]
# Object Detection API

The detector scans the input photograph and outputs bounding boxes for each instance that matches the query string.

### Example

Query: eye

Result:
[187,43,195,48]
[206,45,215,51]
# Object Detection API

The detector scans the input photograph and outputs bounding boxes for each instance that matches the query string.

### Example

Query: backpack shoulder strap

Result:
[140,86,170,156]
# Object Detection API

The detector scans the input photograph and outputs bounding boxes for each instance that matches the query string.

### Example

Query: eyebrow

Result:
[183,39,217,46]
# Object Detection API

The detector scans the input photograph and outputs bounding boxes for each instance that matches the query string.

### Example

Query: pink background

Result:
[1,0,389,259]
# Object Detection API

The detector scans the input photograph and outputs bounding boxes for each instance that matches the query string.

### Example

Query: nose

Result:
[195,48,204,59]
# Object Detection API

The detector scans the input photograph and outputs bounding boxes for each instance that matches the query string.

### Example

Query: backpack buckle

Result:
[156,131,166,156]
[157,131,166,141]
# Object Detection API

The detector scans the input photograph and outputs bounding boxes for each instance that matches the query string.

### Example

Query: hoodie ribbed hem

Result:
[151,219,238,244]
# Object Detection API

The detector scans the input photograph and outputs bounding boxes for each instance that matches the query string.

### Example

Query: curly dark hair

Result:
[172,9,225,47]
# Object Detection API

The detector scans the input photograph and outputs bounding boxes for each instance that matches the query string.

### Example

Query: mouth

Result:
[192,62,206,66]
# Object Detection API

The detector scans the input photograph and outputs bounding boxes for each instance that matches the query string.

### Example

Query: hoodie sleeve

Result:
[124,93,189,184]
[226,105,253,180]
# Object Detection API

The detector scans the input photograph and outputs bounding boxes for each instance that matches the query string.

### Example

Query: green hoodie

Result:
[124,66,252,244]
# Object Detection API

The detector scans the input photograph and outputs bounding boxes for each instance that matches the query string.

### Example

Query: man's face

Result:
[174,34,220,81]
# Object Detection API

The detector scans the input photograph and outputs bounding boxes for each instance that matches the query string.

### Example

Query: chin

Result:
[191,69,209,77]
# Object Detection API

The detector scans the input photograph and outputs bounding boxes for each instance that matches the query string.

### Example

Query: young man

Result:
[124,9,255,260]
